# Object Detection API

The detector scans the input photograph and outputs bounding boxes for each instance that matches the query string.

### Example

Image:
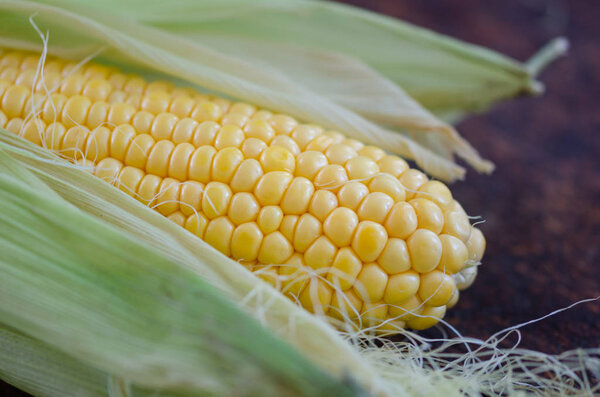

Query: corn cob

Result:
[0,49,485,332]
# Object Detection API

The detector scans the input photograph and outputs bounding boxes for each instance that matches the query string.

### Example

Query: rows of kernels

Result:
[0,50,486,332]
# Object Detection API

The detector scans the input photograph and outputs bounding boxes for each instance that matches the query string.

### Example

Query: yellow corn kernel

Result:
[244,119,275,143]
[260,146,295,173]
[202,182,233,219]
[314,164,348,192]
[438,234,468,274]
[269,114,297,135]
[345,155,379,181]
[146,139,175,177]
[221,112,249,128]
[377,238,411,274]
[358,146,385,161]
[230,159,263,192]
[170,96,195,118]
[5,117,22,134]
[354,263,388,303]
[406,305,446,330]
[61,126,89,159]
[357,192,394,223]
[280,177,314,215]
[360,301,388,327]
[384,271,420,305]
[188,146,216,184]
[416,180,453,209]
[41,93,67,123]
[184,212,208,239]
[2,85,29,117]
[407,229,443,273]
[291,124,322,150]
[410,198,444,234]
[192,121,220,146]
[123,133,155,169]
[309,190,338,222]
[384,202,418,239]
[400,169,429,200]
[327,247,362,290]
[83,79,112,102]
[442,210,471,243]
[212,147,244,183]
[20,118,45,146]
[171,118,199,144]
[325,143,357,166]
[466,227,486,262]
[155,177,180,216]
[43,122,66,151]
[203,217,234,256]
[150,112,178,141]
[241,137,267,159]
[270,135,301,156]
[323,207,359,247]
[377,155,409,177]
[254,171,293,206]
[388,295,424,322]
[337,181,369,211]
[117,166,145,197]
[179,181,204,217]
[304,235,337,270]
[293,214,322,253]
[141,91,171,114]
[88,102,110,130]
[351,221,388,263]
[214,125,245,149]
[258,231,293,264]
[231,222,263,261]
[280,215,299,242]
[108,102,136,125]
[228,192,260,225]
[418,270,456,307]
[168,142,194,180]
[369,174,405,202]
[94,157,122,183]
[257,206,284,234]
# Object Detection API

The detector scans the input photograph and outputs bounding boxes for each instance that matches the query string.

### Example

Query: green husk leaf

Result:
[0,140,362,397]
[0,0,478,180]
[0,129,420,396]
[56,0,566,117]
[0,325,107,397]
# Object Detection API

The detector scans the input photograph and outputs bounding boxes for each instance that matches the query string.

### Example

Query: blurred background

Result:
[341,0,599,353]
[3,0,599,395]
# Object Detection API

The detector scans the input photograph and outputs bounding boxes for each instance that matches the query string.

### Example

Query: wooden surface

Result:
[2,0,599,395]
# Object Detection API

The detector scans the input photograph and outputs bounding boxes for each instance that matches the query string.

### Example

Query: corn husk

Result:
[0,139,367,397]
[43,0,566,119]
[0,0,494,181]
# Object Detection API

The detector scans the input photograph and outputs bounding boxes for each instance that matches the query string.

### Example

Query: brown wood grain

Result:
[2,0,599,395]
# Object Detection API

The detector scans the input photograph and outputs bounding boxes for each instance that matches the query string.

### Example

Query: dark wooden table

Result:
[3,0,599,395]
